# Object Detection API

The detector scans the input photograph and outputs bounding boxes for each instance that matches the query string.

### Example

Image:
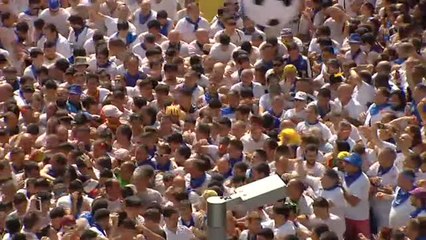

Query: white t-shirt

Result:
[39,8,71,37]
[296,121,332,143]
[56,194,93,210]
[283,108,307,122]
[209,43,237,63]
[37,34,72,59]
[309,214,346,240]
[68,27,95,49]
[150,0,178,20]
[160,41,190,58]
[274,221,296,239]
[214,29,245,46]
[303,161,326,177]
[335,98,366,121]
[343,172,370,220]
[240,133,270,153]
[133,9,157,34]
[174,17,210,43]
[164,225,195,240]
[389,187,416,229]
[230,81,265,99]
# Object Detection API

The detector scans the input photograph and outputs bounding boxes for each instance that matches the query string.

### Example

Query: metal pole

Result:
[207,196,227,240]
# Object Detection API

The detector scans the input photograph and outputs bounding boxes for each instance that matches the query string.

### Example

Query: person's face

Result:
[184,74,197,86]
[305,107,317,120]
[127,58,139,72]
[96,54,108,65]
[141,2,151,12]
[343,161,359,174]
[68,93,80,103]
[44,47,56,58]
[196,31,209,42]
[165,213,179,227]
[305,150,317,164]
[241,72,254,85]
[374,91,387,105]
[86,78,98,90]
[287,181,302,200]
[350,43,361,52]
[317,95,329,107]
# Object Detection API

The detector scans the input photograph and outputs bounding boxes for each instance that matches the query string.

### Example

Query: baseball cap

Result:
[280,28,293,37]
[348,33,362,45]
[344,153,363,168]
[101,105,123,118]
[294,91,307,101]
[48,0,60,10]
[68,85,82,95]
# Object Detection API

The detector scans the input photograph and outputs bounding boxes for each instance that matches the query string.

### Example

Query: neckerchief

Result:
[160,21,171,36]
[378,165,393,176]
[369,103,391,116]
[156,160,172,172]
[189,173,207,190]
[392,187,413,207]
[74,26,86,42]
[93,223,107,237]
[344,171,362,187]
[410,207,426,218]
[87,89,100,104]
[185,16,201,32]
[180,215,195,228]
[267,109,282,129]
[230,154,243,168]
[204,92,218,104]
[221,107,235,116]
[97,60,112,69]
[125,32,137,45]
[138,158,156,168]
[139,11,152,25]
[168,42,181,52]
[124,71,144,87]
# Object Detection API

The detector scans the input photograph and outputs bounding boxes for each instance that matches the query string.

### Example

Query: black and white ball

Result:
[242,0,302,27]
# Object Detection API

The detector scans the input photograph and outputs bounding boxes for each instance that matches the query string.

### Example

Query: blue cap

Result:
[348,33,362,45]
[48,0,60,10]
[344,153,363,168]
[69,85,82,95]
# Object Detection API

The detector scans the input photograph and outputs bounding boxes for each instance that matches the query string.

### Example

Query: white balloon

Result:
[241,0,301,28]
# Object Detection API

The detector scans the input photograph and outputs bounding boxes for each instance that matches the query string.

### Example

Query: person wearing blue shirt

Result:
[285,42,312,78]
[123,54,147,87]
[66,84,83,113]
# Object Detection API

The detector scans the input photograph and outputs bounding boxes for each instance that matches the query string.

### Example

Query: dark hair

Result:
[272,203,291,219]
[162,206,178,218]
[257,228,274,239]
[312,224,330,239]
[22,211,40,230]
[147,19,161,30]
[5,216,22,234]
[219,33,231,45]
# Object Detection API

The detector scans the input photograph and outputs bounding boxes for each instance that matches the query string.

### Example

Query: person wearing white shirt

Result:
[272,204,296,239]
[37,23,72,59]
[133,0,157,35]
[160,31,190,58]
[214,17,245,46]
[307,197,346,240]
[188,28,212,56]
[348,69,375,108]
[389,170,416,229]
[109,21,138,48]
[39,0,70,38]
[174,3,210,43]
[68,15,95,49]
[241,17,266,43]
[240,115,270,154]
[150,0,177,21]
[345,33,368,66]
[366,147,399,230]
[23,48,45,80]
[335,83,366,124]
[83,31,109,56]
[132,33,160,59]
[163,206,195,240]
[230,69,265,99]
[209,35,237,63]
[364,87,393,126]
[302,144,326,177]
[87,47,118,78]
[18,0,40,45]
[341,153,371,240]
[296,105,332,141]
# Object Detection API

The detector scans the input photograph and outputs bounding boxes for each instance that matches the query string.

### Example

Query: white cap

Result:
[101,105,123,118]
[294,91,308,101]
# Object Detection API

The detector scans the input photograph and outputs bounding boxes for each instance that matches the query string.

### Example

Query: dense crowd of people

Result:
[1,0,426,239]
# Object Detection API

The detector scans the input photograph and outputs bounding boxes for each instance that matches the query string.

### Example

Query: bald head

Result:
[172,175,186,189]
[168,30,181,43]
[0,83,13,102]
[337,83,353,102]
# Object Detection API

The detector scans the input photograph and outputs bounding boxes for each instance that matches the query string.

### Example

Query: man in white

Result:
[366,147,399,230]
[230,69,264,99]
[389,170,416,229]
[240,115,270,153]
[335,83,366,125]
[307,197,346,240]
[39,0,70,37]
[347,68,375,109]
[37,23,72,59]
[272,203,296,239]
[174,2,209,43]
[68,15,94,49]
[150,0,177,21]
[163,206,195,240]
[342,153,371,240]
[133,0,157,35]
[160,30,190,58]
[296,104,332,141]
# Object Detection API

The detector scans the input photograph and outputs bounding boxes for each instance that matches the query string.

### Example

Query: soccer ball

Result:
[241,0,302,27]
